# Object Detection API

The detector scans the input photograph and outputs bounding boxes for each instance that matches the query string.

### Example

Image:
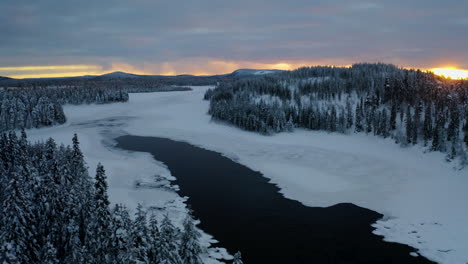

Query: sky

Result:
[0,0,467,78]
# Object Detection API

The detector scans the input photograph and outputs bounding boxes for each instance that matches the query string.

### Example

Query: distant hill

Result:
[97,71,141,79]
[97,69,284,79]
[226,69,285,78]
[96,69,284,79]
[175,74,196,77]
[0,69,284,83]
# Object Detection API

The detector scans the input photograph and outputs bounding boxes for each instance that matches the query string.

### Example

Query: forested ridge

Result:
[205,63,468,166]
[0,74,229,91]
[0,131,207,264]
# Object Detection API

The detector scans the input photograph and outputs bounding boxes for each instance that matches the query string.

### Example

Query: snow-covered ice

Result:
[26,86,468,264]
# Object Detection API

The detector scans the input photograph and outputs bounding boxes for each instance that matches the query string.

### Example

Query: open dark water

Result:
[115,135,435,264]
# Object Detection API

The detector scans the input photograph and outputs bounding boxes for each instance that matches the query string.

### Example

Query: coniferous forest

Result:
[0,131,205,264]
[0,74,218,132]
[0,83,196,133]
[0,86,129,132]
[205,63,468,166]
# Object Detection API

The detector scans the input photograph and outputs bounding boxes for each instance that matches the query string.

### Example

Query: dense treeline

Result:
[0,73,214,132]
[0,131,206,264]
[0,86,129,132]
[206,63,468,166]
[0,72,236,132]
[0,75,233,90]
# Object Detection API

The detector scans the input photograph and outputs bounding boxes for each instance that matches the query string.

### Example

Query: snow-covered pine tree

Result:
[447,107,460,143]
[463,119,468,146]
[0,242,20,264]
[285,115,294,132]
[390,101,397,131]
[405,106,413,145]
[381,109,389,138]
[62,219,85,264]
[132,204,149,263]
[157,214,182,264]
[346,100,353,130]
[89,163,113,263]
[40,241,59,264]
[179,214,203,264]
[110,204,134,264]
[412,102,421,144]
[432,111,447,152]
[147,212,160,264]
[423,103,433,146]
[38,138,63,251]
[0,167,35,263]
[355,102,363,132]
[69,134,93,247]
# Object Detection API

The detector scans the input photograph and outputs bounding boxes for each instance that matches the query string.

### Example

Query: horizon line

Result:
[1,64,467,80]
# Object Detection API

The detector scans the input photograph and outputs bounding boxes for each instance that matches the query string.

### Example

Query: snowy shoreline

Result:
[26,86,468,264]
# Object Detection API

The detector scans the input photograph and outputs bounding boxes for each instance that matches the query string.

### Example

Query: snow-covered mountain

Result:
[226,69,285,78]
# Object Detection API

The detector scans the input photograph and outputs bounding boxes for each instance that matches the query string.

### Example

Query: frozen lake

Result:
[115,135,435,264]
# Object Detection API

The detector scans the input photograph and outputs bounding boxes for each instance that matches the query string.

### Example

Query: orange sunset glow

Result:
[431,68,468,80]
[0,61,310,79]
[1,63,468,80]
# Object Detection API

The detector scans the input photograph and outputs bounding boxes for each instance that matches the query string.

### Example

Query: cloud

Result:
[0,64,104,78]
[349,2,382,11]
[0,0,467,75]
[0,65,102,72]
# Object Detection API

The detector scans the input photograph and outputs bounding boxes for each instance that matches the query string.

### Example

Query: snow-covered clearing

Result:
[26,86,467,264]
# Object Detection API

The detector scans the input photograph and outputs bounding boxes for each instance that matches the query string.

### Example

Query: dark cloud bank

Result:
[0,0,467,75]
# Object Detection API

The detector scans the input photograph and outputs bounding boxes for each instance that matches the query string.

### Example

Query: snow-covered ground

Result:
[26,86,467,264]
